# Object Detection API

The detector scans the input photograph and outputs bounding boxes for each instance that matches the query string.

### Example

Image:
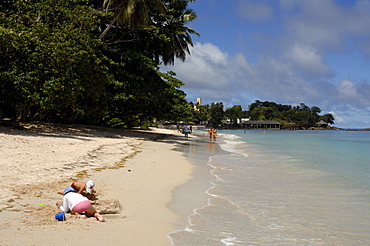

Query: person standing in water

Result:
[212,128,217,141]
[208,127,213,141]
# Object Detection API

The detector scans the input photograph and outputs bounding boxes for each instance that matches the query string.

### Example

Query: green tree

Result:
[310,106,321,125]
[320,113,335,125]
[100,0,167,38]
[151,0,199,65]
[248,100,278,120]
[101,0,199,66]
[293,110,311,123]
[0,0,199,127]
[0,0,108,122]
[99,0,199,126]
[245,100,334,127]
[224,105,243,127]
[249,106,269,120]
[157,70,192,122]
[209,102,224,127]
[248,100,262,112]
[192,104,211,123]
[103,48,190,127]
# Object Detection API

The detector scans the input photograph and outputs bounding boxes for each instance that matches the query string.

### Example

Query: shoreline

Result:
[0,123,195,246]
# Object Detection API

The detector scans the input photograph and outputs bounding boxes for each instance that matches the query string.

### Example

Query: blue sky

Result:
[162,0,370,128]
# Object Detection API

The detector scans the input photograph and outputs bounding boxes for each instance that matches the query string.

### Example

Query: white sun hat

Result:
[85,180,95,194]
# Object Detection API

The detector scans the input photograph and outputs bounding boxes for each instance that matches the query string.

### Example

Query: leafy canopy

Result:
[0,0,197,127]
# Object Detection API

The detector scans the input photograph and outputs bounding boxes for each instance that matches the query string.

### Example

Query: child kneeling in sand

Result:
[58,180,95,200]
[56,187,105,222]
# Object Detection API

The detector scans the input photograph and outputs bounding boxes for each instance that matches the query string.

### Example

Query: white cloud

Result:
[282,0,370,53]
[336,80,370,107]
[165,42,326,106]
[329,107,370,128]
[286,44,332,79]
[192,42,228,65]
[172,43,230,90]
[338,80,357,98]
[329,111,344,123]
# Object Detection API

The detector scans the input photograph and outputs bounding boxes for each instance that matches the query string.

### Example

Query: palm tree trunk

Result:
[99,7,125,39]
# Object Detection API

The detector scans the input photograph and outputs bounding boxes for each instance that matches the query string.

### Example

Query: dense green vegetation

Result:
[190,100,335,128]
[0,0,197,127]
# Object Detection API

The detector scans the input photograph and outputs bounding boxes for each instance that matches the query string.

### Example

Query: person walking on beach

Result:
[58,180,96,200]
[56,186,105,222]
[183,124,190,139]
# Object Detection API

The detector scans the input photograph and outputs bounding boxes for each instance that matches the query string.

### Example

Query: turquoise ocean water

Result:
[168,130,370,245]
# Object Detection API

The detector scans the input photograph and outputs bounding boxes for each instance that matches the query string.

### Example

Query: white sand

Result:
[0,123,194,246]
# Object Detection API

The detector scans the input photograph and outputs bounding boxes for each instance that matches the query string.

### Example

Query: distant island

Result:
[339,128,370,131]
[189,100,337,130]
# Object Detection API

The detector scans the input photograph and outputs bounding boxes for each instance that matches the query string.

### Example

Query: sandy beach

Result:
[0,123,194,246]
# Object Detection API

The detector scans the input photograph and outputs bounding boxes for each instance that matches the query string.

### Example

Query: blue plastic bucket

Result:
[55,212,66,221]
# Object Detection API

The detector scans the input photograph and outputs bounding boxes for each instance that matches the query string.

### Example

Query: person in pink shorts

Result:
[56,187,105,222]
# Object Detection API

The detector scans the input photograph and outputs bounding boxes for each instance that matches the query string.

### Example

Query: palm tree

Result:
[159,5,199,65]
[100,0,167,38]
[100,0,199,65]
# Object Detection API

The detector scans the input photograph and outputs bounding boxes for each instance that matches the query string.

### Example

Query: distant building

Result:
[242,120,281,129]
[240,118,250,123]
[194,97,202,111]
[316,120,327,125]
[316,120,328,128]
